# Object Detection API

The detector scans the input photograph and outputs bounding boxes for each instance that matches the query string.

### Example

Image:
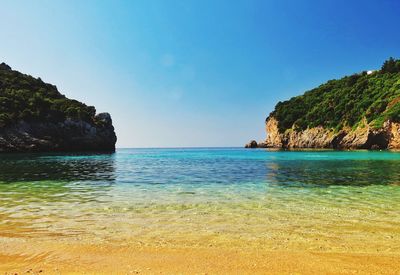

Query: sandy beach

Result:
[1,238,400,274]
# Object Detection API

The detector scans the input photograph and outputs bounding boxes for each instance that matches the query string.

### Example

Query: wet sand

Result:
[1,239,399,274]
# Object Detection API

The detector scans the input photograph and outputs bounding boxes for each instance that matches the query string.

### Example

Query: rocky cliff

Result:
[246,58,400,150]
[0,113,116,152]
[264,117,400,149]
[0,63,116,152]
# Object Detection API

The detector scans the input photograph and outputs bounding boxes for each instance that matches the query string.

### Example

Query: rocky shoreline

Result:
[246,116,400,150]
[246,58,400,150]
[0,63,117,153]
[0,112,117,153]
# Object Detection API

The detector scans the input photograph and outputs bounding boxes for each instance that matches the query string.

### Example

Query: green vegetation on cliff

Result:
[271,58,400,132]
[0,63,97,127]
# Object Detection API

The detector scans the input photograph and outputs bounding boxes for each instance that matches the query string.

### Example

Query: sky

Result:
[1,0,400,147]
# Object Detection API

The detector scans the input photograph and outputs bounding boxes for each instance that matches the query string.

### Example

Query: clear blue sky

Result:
[1,0,399,147]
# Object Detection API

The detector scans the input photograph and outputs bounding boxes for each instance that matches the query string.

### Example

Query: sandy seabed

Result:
[1,239,399,274]
[1,149,400,274]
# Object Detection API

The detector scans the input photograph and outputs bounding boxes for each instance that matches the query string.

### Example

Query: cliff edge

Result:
[247,58,400,149]
[0,63,116,152]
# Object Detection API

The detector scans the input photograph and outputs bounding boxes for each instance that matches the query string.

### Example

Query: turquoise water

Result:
[1,148,400,252]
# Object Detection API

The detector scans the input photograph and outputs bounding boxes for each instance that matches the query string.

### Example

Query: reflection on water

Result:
[266,159,400,187]
[0,153,116,182]
[0,148,399,252]
[0,153,116,238]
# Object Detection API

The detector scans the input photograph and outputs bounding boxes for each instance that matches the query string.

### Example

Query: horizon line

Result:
[116,146,245,149]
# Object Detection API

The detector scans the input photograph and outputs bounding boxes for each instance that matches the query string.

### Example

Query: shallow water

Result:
[0,148,399,252]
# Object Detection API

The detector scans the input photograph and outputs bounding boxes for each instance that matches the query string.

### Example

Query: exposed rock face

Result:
[263,116,400,150]
[0,63,117,153]
[389,122,400,148]
[245,58,400,150]
[245,140,258,148]
[265,117,283,148]
[0,113,116,152]
[244,140,268,148]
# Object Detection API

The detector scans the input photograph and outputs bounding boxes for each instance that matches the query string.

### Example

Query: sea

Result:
[0,148,399,252]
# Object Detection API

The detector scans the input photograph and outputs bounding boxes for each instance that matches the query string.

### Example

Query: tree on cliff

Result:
[270,58,400,132]
[0,63,97,126]
[381,57,400,73]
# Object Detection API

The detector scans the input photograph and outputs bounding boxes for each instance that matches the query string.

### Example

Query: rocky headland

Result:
[0,63,116,152]
[262,117,400,149]
[247,58,400,150]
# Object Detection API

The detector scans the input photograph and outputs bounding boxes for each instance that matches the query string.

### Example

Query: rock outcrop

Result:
[245,140,267,148]
[0,113,116,152]
[263,116,400,150]
[0,63,117,153]
[244,140,258,148]
[245,58,400,150]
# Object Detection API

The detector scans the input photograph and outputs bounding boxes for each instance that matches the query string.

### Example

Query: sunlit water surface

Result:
[0,148,399,252]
